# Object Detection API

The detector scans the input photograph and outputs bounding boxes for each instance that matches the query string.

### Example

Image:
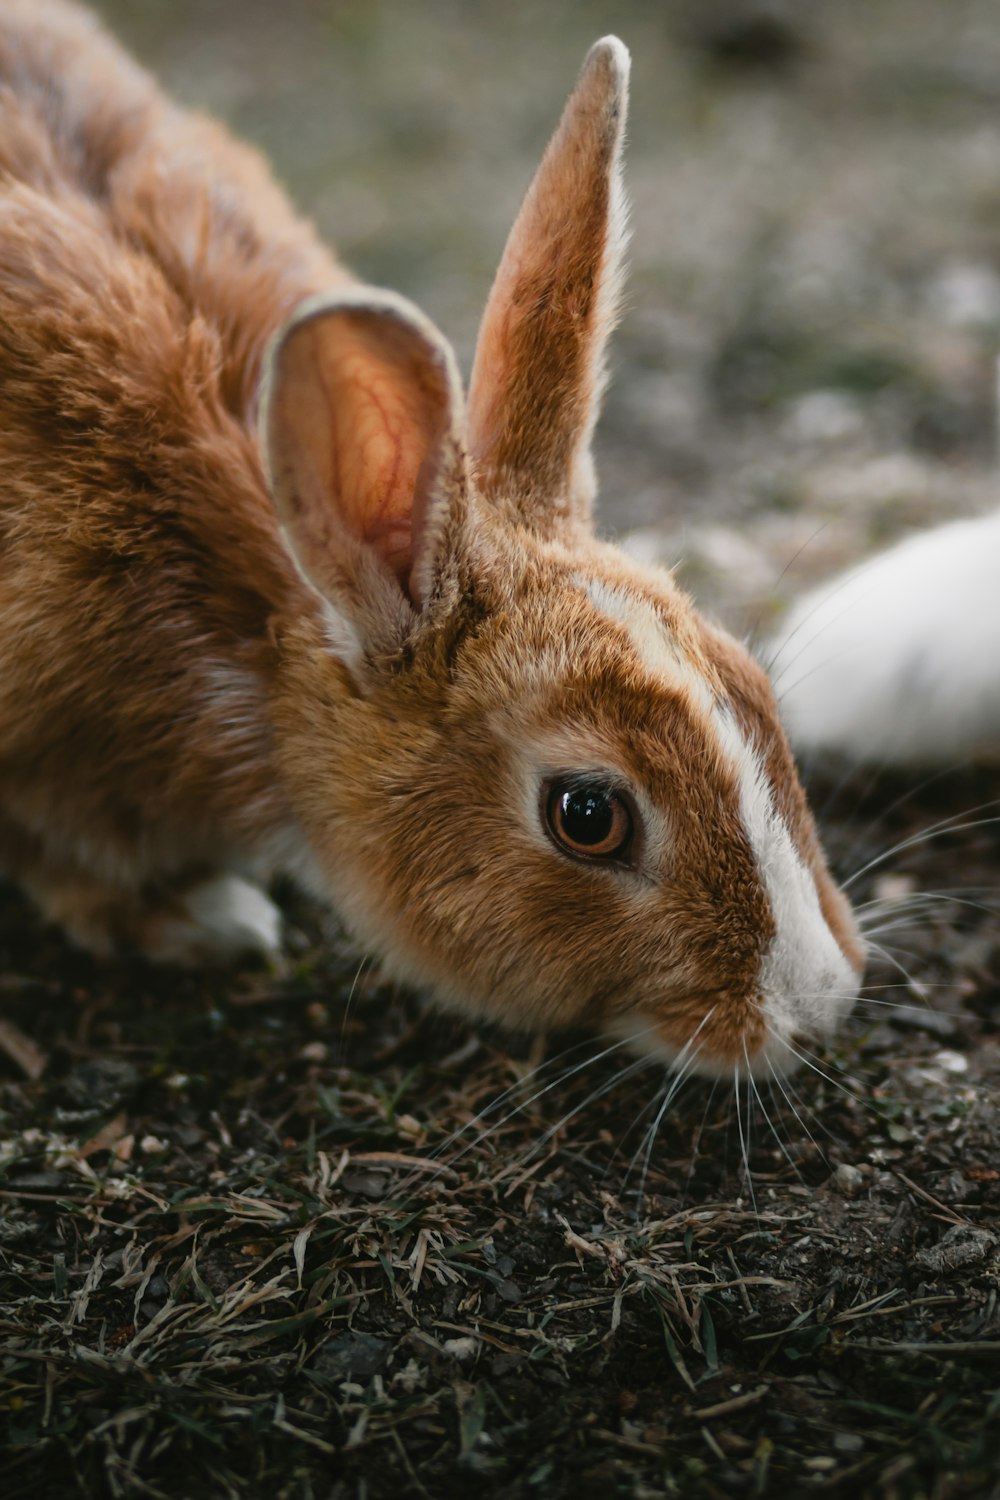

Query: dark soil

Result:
[1,767,998,1498]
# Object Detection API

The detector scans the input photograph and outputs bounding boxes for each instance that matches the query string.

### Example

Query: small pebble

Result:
[833,1162,864,1196]
[299,1041,328,1062]
[443,1336,479,1364]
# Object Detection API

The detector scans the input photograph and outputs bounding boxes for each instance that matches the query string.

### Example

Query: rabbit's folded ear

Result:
[261,289,469,644]
[467,37,630,537]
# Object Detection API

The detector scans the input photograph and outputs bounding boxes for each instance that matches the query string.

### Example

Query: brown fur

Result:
[0,6,862,1073]
[0,1,345,942]
[467,37,628,530]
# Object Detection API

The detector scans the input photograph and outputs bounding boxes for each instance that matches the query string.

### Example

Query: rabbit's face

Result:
[285,536,862,1081]
[263,38,862,1079]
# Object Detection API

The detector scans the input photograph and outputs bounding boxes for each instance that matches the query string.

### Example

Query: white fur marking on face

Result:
[582,579,713,712]
[320,599,367,680]
[712,708,857,1071]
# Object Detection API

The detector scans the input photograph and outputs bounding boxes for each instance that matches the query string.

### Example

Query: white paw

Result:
[151,875,283,965]
[768,511,1000,765]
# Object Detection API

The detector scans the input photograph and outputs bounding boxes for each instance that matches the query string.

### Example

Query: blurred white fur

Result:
[769,509,1000,765]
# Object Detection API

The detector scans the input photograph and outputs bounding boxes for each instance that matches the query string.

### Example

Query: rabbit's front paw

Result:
[25,865,283,965]
[147,875,283,965]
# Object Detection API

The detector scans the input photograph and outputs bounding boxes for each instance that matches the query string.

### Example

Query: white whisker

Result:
[435,1027,656,1168]
[765,1052,830,1169]
[525,1052,657,1162]
[782,1039,868,1108]
[627,1035,708,1207]
[843,806,1000,892]
[734,1054,757,1214]
[748,1063,802,1183]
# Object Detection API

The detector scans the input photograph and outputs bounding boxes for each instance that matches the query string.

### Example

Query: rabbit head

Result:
[261,39,864,1080]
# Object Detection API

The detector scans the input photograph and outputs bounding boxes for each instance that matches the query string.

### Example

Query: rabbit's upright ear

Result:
[468,37,630,537]
[261,290,469,644]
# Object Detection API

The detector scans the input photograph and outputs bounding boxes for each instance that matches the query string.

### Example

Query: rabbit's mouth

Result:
[615,977,860,1083]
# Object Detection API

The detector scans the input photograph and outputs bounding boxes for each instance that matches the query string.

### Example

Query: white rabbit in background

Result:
[770,501,1000,766]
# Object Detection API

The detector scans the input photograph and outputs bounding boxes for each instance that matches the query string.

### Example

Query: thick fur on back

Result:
[0,0,349,904]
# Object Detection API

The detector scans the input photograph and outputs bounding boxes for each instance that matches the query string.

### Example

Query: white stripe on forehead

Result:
[577,575,857,1068]
[712,705,857,1052]
[582,578,714,711]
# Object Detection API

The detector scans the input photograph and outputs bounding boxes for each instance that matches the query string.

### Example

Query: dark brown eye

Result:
[546,782,633,861]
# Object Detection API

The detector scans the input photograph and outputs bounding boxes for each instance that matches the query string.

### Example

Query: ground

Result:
[2,2,1000,1497]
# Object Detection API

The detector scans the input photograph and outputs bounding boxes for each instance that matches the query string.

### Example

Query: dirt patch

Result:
[1,764,999,1497]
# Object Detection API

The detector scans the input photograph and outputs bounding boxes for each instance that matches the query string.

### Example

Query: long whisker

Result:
[522,1052,658,1164]
[765,1052,829,1169]
[764,550,890,684]
[781,1038,868,1108]
[862,938,931,993]
[857,888,998,916]
[748,1063,803,1183]
[627,1066,686,1209]
[435,1027,657,1167]
[681,1078,721,1206]
[863,915,962,942]
[746,1058,757,1211]
[623,1005,720,1197]
[338,954,372,1056]
[775,635,868,707]
[830,759,982,878]
[814,752,881,822]
[843,807,1000,891]
[853,993,940,1010]
[855,978,949,994]
[734,1055,757,1214]
[746,519,832,661]
[778,1055,843,1152]
[420,1036,617,1178]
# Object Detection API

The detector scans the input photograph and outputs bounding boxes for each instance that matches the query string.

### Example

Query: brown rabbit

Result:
[0,1,863,1079]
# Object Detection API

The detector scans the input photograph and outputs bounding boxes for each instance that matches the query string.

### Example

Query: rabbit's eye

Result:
[545,782,633,861]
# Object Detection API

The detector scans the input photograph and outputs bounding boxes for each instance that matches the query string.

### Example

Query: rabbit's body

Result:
[0,1,863,1078]
[0,0,348,954]
[771,511,1000,765]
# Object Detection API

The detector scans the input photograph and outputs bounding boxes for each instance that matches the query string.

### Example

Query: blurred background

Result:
[94,0,1000,631]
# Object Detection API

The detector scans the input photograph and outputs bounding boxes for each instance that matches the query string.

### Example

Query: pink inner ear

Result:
[325,343,437,586]
[272,311,452,597]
